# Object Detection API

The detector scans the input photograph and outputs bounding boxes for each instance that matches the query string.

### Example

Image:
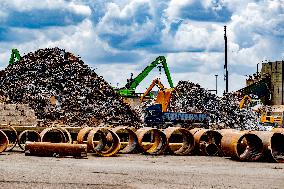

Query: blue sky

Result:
[0,0,283,95]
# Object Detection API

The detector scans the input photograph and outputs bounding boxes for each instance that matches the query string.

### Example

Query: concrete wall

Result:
[0,104,37,126]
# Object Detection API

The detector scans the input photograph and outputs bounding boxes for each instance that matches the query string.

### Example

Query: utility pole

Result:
[224,26,228,93]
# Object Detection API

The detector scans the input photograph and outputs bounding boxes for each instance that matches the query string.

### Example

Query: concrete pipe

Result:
[110,126,138,154]
[18,130,41,150]
[87,127,120,157]
[136,127,168,155]
[0,130,9,153]
[25,142,87,158]
[164,127,195,155]
[0,126,18,151]
[40,128,66,143]
[221,130,264,161]
[190,129,222,156]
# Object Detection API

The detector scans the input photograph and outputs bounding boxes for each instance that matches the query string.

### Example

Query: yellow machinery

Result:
[140,78,174,112]
[239,95,283,127]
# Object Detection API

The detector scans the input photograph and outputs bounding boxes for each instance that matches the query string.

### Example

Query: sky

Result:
[0,0,283,96]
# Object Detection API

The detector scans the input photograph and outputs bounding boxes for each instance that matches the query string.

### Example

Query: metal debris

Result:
[168,81,259,130]
[0,47,140,127]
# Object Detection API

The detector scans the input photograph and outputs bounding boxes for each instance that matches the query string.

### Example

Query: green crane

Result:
[118,56,174,97]
[9,48,21,65]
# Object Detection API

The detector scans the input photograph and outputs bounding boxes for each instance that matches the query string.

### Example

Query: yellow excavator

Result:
[239,95,283,127]
[140,78,174,112]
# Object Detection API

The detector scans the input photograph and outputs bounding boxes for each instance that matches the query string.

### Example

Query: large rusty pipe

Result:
[190,129,222,156]
[0,130,9,153]
[40,128,66,143]
[111,126,138,154]
[18,130,41,150]
[0,126,18,151]
[251,131,284,162]
[164,127,195,155]
[25,142,87,158]
[221,130,264,161]
[136,127,168,155]
[87,127,120,157]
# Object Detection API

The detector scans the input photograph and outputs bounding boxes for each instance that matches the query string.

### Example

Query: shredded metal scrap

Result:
[168,81,259,130]
[0,48,140,127]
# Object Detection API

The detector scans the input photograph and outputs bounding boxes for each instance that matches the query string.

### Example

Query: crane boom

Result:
[118,56,174,96]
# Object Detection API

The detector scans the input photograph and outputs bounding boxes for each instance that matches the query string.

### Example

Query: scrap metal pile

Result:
[168,81,259,130]
[0,48,140,127]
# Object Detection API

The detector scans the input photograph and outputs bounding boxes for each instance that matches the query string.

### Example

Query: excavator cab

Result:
[9,48,21,65]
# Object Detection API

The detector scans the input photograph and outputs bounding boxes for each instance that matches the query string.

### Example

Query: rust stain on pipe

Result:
[136,127,168,155]
[18,130,41,150]
[0,130,9,152]
[25,142,87,158]
[221,130,264,161]
[164,127,195,155]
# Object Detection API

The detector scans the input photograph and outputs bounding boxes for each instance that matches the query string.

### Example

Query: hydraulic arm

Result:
[119,56,174,96]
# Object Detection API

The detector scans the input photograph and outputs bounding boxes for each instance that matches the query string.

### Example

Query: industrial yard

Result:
[1,153,283,189]
[0,47,283,189]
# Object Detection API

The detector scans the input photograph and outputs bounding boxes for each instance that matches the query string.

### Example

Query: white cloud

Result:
[165,0,194,21]
[0,0,91,16]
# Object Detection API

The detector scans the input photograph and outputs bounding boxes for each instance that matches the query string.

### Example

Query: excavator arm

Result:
[239,95,252,109]
[9,48,21,65]
[140,78,165,102]
[118,56,174,96]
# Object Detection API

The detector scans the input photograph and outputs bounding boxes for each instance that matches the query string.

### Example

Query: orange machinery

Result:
[140,78,174,112]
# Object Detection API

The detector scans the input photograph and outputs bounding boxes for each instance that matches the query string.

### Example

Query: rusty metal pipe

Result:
[270,132,284,163]
[190,129,222,156]
[87,127,120,157]
[25,142,87,158]
[40,128,66,143]
[164,127,195,155]
[18,130,41,150]
[110,126,138,154]
[221,130,264,161]
[0,126,18,151]
[136,127,168,155]
[0,130,9,153]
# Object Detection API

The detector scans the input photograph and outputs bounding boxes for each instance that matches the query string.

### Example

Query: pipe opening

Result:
[0,126,17,151]
[0,130,8,152]
[112,127,138,154]
[167,128,194,155]
[41,128,66,143]
[237,134,263,161]
[271,133,284,163]
[18,130,41,150]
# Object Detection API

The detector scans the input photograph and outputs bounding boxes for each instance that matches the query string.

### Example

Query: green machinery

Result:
[9,48,21,65]
[117,56,174,97]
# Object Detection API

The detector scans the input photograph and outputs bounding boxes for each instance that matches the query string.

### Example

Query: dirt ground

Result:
[0,152,283,189]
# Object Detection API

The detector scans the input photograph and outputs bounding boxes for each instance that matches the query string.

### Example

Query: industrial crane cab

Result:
[144,104,210,129]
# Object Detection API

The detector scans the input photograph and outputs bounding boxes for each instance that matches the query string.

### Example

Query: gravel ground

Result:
[0,152,283,189]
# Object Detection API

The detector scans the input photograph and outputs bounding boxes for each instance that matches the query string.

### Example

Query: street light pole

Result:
[215,74,218,95]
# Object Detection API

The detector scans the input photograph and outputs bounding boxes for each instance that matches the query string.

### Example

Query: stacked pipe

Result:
[0,48,141,127]
[1,126,284,163]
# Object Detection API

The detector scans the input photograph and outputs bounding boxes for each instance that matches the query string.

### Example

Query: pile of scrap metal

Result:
[1,126,283,162]
[0,48,140,127]
[167,81,259,130]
